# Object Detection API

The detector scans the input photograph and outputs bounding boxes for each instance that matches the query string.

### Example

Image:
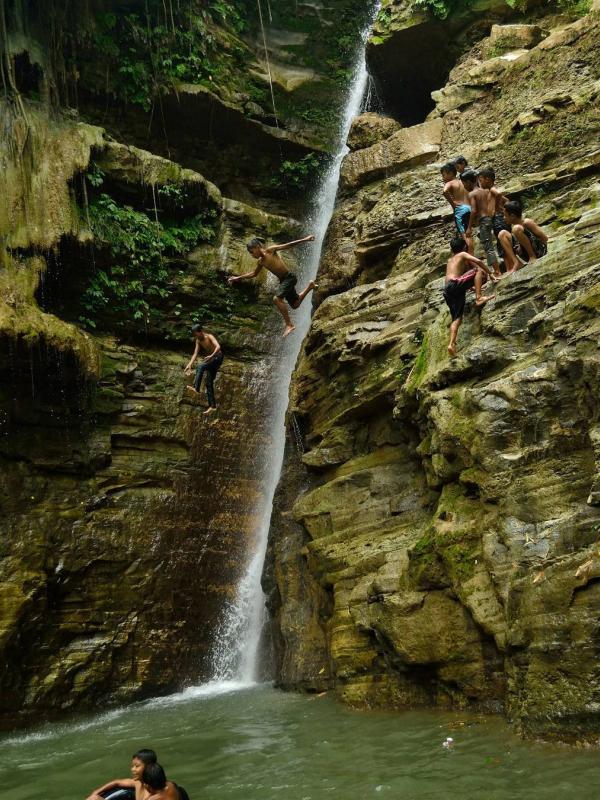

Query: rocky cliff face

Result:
[266,0,600,741]
[0,0,369,720]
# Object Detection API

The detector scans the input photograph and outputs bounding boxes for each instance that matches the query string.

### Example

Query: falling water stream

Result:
[210,5,380,688]
[5,11,600,800]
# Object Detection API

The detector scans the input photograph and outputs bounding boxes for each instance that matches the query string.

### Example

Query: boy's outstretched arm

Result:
[464,251,496,279]
[463,252,486,269]
[228,264,263,285]
[525,219,548,244]
[184,341,200,374]
[267,235,315,253]
[86,778,136,800]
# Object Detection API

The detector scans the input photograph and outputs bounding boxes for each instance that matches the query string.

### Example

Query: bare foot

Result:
[203,406,217,416]
[475,294,495,307]
[447,344,457,358]
[308,281,318,291]
[186,385,199,395]
[283,324,296,338]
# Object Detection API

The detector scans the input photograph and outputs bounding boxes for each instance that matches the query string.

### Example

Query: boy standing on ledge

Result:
[184,324,223,416]
[441,162,473,254]
[228,235,317,337]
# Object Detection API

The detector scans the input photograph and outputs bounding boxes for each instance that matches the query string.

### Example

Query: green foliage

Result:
[79,1,249,110]
[270,154,323,196]
[79,193,217,332]
[412,0,471,20]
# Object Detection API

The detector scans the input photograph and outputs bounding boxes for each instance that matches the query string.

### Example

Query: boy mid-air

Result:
[463,168,503,279]
[498,199,548,272]
[228,235,317,337]
[184,324,223,416]
[443,237,496,358]
[441,162,472,253]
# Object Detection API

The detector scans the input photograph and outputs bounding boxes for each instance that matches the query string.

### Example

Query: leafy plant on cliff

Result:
[79,194,217,332]
[78,1,250,111]
[412,0,471,20]
[269,153,323,197]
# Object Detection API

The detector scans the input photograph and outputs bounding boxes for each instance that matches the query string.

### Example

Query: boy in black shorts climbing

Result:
[444,237,495,358]
[228,235,317,337]
[498,200,548,272]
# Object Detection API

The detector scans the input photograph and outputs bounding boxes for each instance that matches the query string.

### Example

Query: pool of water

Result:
[2,683,600,800]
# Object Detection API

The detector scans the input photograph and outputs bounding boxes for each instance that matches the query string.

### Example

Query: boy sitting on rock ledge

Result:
[498,199,548,272]
[444,237,496,358]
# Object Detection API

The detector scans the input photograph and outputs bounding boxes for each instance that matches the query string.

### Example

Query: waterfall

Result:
[209,5,378,688]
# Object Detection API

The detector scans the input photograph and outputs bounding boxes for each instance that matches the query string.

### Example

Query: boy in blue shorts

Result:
[441,162,473,253]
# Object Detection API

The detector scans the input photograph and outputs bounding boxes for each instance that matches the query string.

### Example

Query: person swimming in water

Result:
[228,235,317,337]
[85,749,187,800]
[140,765,180,800]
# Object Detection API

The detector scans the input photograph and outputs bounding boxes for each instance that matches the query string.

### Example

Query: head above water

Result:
[478,166,495,187]
[246,237,266,257]
[131,749,157,780]
[441,162,457,180]
[460,169,478,190]
[504,199,523,222]
[142,763,167,791]
[454,155,468,173]
[450,236,467,254]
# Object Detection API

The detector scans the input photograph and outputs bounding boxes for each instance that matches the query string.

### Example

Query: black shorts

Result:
[276,272,299,305]
[519,230,548,262]
[443,270,477,321]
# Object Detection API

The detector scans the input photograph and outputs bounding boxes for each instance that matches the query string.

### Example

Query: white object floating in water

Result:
[442,737,454,749]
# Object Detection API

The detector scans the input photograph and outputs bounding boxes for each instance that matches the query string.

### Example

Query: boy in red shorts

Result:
[444,237,496,357]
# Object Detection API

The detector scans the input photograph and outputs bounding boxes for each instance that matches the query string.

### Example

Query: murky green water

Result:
[2,683,600,800]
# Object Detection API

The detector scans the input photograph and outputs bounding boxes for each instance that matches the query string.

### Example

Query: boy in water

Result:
[441,162,473,253]
[463,168,502,279]
[141,765,168,800]
[228,235,317,337]
[184,323,223,416]
[443,237,495,358]
[85,749,184,800]
[498,199,548,272]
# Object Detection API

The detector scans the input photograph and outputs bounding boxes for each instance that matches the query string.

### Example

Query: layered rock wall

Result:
[266,0,600,741]
[0,0,368,719]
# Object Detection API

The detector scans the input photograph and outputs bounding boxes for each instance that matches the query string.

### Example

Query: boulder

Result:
[483,23,545,57]
[340,118,443,191]
[347,112,402,151]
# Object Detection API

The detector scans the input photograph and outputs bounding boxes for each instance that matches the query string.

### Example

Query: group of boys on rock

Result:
[441,155,548,357]
[184,156,550,413]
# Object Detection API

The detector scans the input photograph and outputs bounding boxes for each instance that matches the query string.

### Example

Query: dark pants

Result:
[195,352,223,407]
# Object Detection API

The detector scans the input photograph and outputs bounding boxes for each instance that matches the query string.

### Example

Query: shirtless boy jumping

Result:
[228,235,316,337]
[229,236,317,336]
[441,162,473,253]
[463,168,503,279]
[443,237,495,358]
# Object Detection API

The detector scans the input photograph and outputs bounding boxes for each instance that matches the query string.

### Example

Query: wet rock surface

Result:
[267,1,600,741]
[0,0,365,719]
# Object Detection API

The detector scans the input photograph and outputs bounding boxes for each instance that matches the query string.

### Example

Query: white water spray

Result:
[210,6,379,688]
